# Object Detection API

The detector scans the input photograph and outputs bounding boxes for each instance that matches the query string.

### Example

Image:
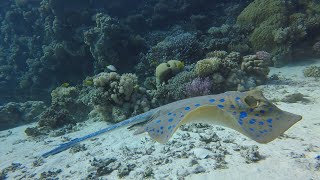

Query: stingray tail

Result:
[41,110,155,158]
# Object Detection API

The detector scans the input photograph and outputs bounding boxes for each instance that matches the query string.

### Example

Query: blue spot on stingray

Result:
[249,119,256,124]
[160,126,164,130]
[264,129,268,132]
[209,99,215,103]
[260,110,265,114]
[219,99,225,102]
[180,115,185,118]
[168,112,172,116]
[168,118,173,122]
[249,128,255,131]
[173,114,176,117]
[156,120,161,123]
[185,107,191,111]
[218,104,224,108]
[239,111,248,119]
[238,120,243,125]
[161,131,164,134]
[267,119,273,123]
[235,97,241,101]
[259,131,264,134]
[168,126,172,129]
[259,121,264,125]
[249,108,254,112]
[157,130,160,133]
[195,103,201,107]
[268,125,272,128]
[232,111,237,115]
[230,105,235,109]
[269,107,273,111]
[255,114,260,116]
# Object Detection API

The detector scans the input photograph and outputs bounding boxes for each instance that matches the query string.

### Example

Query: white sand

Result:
[1,59,320,180]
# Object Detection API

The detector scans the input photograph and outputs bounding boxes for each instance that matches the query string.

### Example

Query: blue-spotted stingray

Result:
[42,90,302,157]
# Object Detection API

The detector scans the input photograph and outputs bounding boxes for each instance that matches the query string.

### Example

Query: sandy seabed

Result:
[1,59,320,180]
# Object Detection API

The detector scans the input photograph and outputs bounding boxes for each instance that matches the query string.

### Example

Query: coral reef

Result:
[237,0,287,54]
[205,24,250,54]
[256,51,272,64]
[193,57,221,77]
[237,0,320,66]
[154,71,196,103]
[146,32,202,65]
[185,77,212,97]
[241,55,270,78]
[153,51,269,103]
[303,66,320,77]
[313,42,320,55]
[0,0,318,108]
[1,0,318,137]
[37,86,90,129]
[156,60,184,84]
[91,72,152,122]
[84,13,146,73]
[0,101,46,130]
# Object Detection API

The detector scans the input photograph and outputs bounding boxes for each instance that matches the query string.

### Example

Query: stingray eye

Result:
[244,96,259,108]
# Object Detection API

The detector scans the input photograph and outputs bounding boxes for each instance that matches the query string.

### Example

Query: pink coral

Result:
[185,77,212,97]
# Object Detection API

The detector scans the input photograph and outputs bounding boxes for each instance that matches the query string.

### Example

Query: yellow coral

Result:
[83,79,94,86]
[194,58,221,77]
[156,60,184,84]
[61,82,70,87]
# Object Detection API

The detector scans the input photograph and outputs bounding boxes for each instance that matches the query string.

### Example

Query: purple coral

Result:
[256,51,272,61]
[185,77,212,97]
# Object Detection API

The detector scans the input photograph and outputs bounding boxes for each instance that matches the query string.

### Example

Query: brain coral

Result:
[155,60,184,84]
[241,55,270,78]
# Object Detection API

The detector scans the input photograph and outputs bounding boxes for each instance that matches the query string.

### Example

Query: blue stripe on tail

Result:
[41,110,154,158]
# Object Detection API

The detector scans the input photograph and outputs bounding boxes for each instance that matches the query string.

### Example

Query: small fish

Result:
[106,65,117,71]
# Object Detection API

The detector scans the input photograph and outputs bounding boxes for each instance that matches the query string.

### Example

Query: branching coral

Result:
[185,77,212,97]
[237,0,320,65]
[93,72,139,104]
[145,32,202,65]
[91,72,151,122]
[193,57,221,77]
[84,13,145,73]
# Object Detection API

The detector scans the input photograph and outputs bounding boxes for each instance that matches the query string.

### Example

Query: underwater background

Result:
[0,0,320,179]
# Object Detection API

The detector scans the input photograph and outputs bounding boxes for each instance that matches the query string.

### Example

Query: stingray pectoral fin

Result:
[250,110,302,144]
[135,105,238,144]
[134,107,204,143]
[188,105,303,144]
